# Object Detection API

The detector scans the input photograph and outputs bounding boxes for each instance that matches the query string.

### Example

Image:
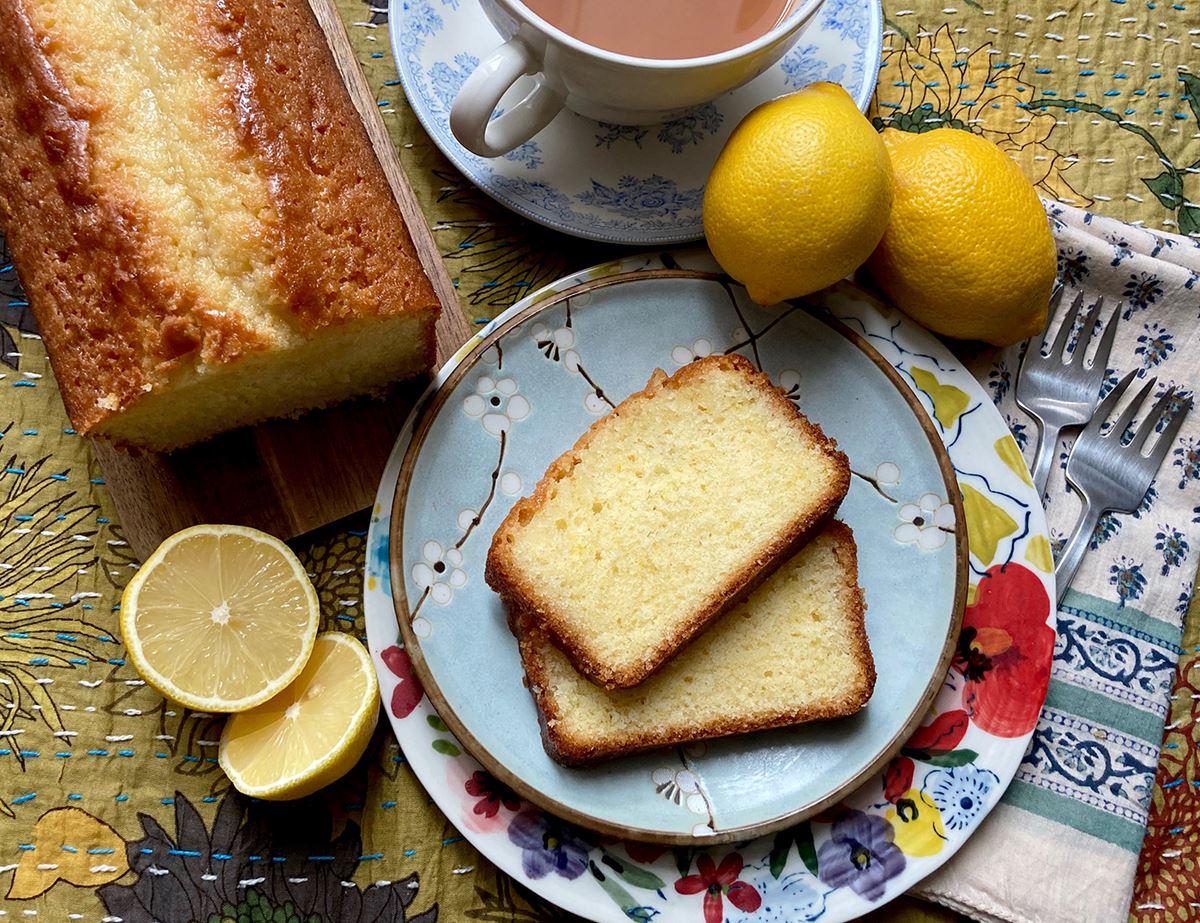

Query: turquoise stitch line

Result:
[115,794,127,802]
[404,849,417,857]
[382,800,397,808]
[360,854,384,861]
[212,853,233,860]
[1164,779,1184,788]
[88,848,114,855]
[17,845,33,851]
[61,845,77,852]
[12,793,35,805]
[20,430,35,436]
[12,382,36,388]
[87,749,108,756]
[1165,742,1180,749]
[89,477,105,484]
[169,849,201,857]
[4,467,24,474]
[54,752,70,758]
[56,633,77,641]
[273,857,286,863]
[1170,826,1184,833]
[19,751,38,758]
[442,836,463,846]
[48,474,67,481]
[308,855,335,861]
[107,658,125,665]
[162,798,174,805]
[117,749,133,757]
[202,796,218,803]
[67,794,81,801]
[28,658,48,665]
[6,632,28,638]
[13,514,31,521]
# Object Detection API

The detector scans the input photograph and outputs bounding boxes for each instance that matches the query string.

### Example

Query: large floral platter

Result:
[363,251,1056,922]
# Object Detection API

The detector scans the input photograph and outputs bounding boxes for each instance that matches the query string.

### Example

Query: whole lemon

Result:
[703,82,894,305]
[867,128,1056,347]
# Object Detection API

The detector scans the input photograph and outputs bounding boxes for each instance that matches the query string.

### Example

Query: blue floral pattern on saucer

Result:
[389,0,882,243]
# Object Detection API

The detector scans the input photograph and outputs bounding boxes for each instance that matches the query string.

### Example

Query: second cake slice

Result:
[485,354,850,689]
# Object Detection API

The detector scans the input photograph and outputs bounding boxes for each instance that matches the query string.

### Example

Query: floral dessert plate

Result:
[363,252,1056,920]
[389,0,881,244]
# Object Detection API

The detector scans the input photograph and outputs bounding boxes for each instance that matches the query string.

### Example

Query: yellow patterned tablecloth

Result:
[0,0,1196,921]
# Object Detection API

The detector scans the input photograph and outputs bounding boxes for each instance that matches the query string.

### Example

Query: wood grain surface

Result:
[94,0,472,562]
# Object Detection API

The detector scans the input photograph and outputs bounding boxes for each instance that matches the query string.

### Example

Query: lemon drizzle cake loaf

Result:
[0,0,440,450]
[514,522,875,766]
[486,354,851,689]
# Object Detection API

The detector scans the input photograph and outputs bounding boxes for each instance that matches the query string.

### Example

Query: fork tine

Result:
[1133,387,1176,452]
[1048,290,1085,360]
[1109,375,1158,442]
[1089,300,1120,374]
[1084,370,1138,436]
[1070,296,1104,367]
[1146,396,1192,469]
[1027,283,1065,358]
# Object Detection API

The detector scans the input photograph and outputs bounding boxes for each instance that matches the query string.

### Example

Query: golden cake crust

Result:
[515,521,875,767]
[0,0,438,444]
[485,353,851,690]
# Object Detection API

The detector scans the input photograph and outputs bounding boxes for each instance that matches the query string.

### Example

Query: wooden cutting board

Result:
[93,0,472,562]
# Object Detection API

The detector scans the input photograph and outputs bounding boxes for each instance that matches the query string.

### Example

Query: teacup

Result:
[449,0,824,157]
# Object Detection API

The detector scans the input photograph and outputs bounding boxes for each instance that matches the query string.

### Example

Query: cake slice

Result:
[514,521,874,766]
[486,354,850,689]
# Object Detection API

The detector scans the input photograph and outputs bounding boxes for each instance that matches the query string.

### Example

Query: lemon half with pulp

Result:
[120,524,320,712]
[219,632,380,800]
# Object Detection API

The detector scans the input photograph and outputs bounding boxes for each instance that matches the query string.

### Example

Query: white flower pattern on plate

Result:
[671,338,714,365]
[530,322,580,370]
[463,375,530,436]
[412,540,467,605]
[651,766,709,815]
[895,493,955,549]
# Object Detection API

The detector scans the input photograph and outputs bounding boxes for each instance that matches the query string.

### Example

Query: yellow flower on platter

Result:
[870,25,1089,206]
[886,788,947,857]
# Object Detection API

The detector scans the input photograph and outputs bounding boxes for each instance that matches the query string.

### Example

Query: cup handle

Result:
[449,39,564,157]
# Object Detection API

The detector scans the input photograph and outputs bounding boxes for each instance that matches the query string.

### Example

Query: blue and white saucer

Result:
[389,0,883,244]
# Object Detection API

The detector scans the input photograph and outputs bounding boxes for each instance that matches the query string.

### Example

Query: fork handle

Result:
[1054,496,1102,605]
[1030,421,1063,499]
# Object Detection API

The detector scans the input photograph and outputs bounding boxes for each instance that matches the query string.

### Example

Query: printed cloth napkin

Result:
[914,202,1200,922]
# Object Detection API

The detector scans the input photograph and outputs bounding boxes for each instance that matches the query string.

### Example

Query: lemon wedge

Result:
[120,524,319,713]
[218,632,379,800]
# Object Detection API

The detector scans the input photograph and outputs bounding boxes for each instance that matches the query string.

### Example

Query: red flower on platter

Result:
[675,853,761,923]
[906,710,969,753]
[884,756,915,803]
[624,841,668,864]
[464,770,520,818]
[955,564,1054,738]
[380,645,423,719]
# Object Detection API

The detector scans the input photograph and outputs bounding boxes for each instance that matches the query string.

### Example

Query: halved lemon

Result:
[218,632,379,800]
[120,524,320,712]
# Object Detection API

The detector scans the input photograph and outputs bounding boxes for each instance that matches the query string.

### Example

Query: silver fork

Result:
[1054,371,1193,603]
[1016,288,1121,496]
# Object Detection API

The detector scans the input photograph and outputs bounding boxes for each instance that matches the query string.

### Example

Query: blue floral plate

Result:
[389,0,882,244]
[364,252,1056,921]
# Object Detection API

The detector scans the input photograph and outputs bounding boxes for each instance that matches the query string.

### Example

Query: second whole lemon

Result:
[867,128,1056,347]
[703,82,894,305]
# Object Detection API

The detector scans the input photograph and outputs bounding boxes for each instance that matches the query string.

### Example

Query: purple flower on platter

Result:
[507,811,591,880]
[816,809,905,900]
